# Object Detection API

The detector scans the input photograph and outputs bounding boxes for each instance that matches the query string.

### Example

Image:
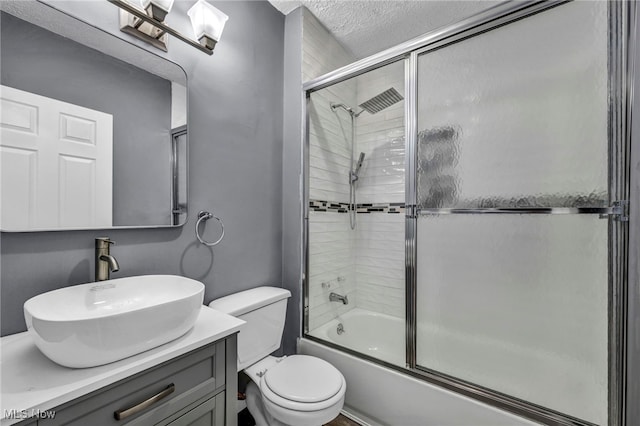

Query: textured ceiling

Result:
[268,0,500,59]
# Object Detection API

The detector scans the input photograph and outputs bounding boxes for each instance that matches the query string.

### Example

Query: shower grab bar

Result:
[416,202,628,220]
[195,211,225,246]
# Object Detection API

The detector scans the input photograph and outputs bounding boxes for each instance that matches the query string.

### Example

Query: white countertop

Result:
[0,306,244,425]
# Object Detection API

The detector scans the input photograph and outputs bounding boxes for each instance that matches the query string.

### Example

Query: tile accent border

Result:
[309,200,350,213]
[309,200,405,214]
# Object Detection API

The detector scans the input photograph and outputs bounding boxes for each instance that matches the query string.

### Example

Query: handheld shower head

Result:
[355,152,365,175]
[330,102,355,116]
[350,152,366,184]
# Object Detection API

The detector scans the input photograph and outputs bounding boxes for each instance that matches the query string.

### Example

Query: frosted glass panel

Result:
[416,1,608,209]
[416,214,608,424]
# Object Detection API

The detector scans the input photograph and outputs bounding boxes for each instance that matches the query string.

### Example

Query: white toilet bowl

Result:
[244,355,346,426]
[208,287,346,426]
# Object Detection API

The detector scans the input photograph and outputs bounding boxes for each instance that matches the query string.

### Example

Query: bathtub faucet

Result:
[329,292,349,305]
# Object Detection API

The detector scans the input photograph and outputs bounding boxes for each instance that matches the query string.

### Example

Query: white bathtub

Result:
[309,308,601,424]
[301,308,539,426]
[308,308,405,366]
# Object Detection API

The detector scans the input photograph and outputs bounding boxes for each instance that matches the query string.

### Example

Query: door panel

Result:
[0,85,113,229]
[414,1,610,424]
[415,214,608,423]
[416,1,608,210]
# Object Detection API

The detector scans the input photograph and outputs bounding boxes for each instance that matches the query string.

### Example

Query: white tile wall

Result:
[353,61,406,319]
[308,87,354,203]
[356,61,406,205]
[354,214,405,318]
[305,9,356,204]
[308,211,356,330]
[304,10,357,329]
[305,11,407,328]
[302,10,354,81]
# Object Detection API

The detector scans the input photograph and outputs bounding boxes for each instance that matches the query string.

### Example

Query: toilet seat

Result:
[259,355,346,412]
[265,355,343,403]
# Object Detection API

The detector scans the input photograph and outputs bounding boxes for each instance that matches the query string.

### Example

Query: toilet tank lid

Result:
[209,286,291,316]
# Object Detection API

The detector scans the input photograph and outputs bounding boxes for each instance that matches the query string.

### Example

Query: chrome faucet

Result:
[95,237,120,282]
[329,292,349,305]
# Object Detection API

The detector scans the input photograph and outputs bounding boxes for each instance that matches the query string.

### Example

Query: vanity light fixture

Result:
[108,0,227,55]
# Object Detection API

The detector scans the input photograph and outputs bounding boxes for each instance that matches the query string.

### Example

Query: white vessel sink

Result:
[23,275,205,368]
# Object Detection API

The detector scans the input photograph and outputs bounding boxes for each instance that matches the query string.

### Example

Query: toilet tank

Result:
[209,287,291,370]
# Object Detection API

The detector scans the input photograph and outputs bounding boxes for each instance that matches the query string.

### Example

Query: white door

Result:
[0,85,113,230]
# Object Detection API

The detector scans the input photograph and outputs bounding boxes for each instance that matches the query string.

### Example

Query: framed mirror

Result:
[0,0,188,231]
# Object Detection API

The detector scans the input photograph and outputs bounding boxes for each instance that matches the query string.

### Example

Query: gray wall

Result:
[281,8,304,355]
[0,12,172,226]
[0,0,285,337]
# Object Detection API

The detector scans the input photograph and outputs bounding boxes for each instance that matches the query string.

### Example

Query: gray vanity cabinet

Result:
[34,334,238,426]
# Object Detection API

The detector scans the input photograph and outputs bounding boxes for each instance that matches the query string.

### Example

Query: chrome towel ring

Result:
[195,211,224,246]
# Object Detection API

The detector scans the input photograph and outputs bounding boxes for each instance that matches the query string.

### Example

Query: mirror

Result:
[0,1,187,231]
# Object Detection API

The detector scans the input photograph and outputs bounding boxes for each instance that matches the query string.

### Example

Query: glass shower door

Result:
[414,1,614,424]
[305,60,407,366]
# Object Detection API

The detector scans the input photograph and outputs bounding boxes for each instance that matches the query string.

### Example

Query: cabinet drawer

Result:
[41,340,225,426]
[154,392,225,426]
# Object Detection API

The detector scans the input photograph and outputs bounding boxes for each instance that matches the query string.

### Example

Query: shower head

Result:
[330,102,355,116]
[350,152,366,184]
[358,87,404,115]
[354,152,365,175]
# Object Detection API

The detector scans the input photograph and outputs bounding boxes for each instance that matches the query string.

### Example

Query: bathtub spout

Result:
[330,292,349,305]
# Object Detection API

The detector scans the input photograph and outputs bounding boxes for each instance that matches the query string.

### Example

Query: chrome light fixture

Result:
[108,0,227,55]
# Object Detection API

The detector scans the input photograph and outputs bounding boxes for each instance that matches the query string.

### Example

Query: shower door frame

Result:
[301,1,635,425]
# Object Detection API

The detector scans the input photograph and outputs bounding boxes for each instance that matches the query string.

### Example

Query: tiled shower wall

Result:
[354,214,405,318]
[354,62,406,319]
[305,10,406,330]
[304,10,357,330]
[355,62,406,205]
[308,211,354,329]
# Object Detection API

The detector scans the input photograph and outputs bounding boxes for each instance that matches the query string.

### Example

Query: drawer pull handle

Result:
[114,383,175,420]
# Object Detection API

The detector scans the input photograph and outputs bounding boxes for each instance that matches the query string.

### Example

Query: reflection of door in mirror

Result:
[1,86,113,230]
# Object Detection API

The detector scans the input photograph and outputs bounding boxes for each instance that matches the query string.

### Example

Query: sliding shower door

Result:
[413,1,616,425]
[304,0,630,424]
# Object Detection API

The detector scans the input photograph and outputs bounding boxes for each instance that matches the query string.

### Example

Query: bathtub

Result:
[300,308,539,426]
[308,308,405,366]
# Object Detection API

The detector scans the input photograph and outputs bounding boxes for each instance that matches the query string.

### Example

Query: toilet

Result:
[209,287,346,426]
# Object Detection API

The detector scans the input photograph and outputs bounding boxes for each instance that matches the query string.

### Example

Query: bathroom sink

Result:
[23,275,204,368]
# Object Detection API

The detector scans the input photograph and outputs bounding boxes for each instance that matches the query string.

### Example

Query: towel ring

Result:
[195,211,225,246]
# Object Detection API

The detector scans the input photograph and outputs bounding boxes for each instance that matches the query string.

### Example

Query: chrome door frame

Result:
[302,1,634,425]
